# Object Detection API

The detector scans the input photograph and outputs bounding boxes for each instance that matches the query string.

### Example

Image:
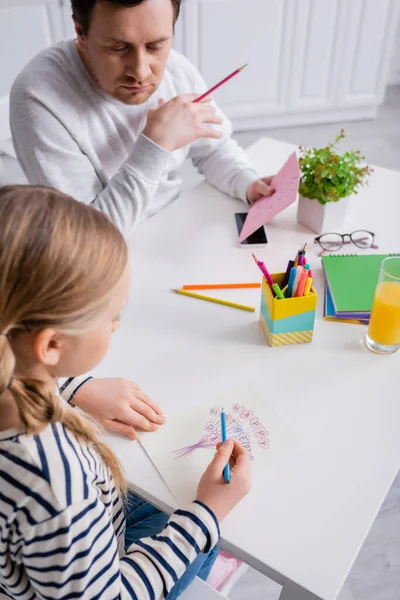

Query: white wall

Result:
[389,19,400,84]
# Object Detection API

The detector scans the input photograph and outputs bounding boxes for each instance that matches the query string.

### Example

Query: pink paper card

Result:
[239,152,300,243]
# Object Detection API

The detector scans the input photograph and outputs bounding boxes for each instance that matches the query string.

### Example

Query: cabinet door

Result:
[173,13,184,54]
[179,0,294,123]
[388,19,400,85]
[337,0,400,108]
[288,0,346,112]
[0,0,64,98]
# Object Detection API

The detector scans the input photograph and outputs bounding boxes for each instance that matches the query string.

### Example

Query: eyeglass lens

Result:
[350,230,374,248]
[318,233,343,251]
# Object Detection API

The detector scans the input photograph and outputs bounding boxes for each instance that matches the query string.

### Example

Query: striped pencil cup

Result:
[260,273,317,347]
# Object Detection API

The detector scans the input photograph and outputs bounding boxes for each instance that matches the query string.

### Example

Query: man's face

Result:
[75,0,174,105]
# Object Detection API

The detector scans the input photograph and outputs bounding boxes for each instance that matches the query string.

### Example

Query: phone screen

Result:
[235,213,268,245]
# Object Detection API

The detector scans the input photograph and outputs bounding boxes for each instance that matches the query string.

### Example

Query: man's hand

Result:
[142,94,223,152]
[246,176,275,205]
[71,378,166,441]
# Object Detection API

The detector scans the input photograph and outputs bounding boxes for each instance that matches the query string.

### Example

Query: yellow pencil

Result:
[171,289,255,312]
[304,277,313,296]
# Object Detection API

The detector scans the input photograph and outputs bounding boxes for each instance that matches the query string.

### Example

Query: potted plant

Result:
[297,130,373,234]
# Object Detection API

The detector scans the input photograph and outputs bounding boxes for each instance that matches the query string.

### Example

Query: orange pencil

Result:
[182,283,261,291]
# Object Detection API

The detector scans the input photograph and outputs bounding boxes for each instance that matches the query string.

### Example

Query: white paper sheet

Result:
[139,385,296,507]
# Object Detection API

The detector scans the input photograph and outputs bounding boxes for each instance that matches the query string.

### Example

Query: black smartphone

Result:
[235,213,268,246]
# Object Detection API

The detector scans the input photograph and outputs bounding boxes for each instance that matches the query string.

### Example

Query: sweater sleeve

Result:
[10,90,170,238]
[20,498,219,600]
[187,67,259,202]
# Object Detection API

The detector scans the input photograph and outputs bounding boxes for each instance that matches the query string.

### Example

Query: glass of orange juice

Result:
[365,257,400,354]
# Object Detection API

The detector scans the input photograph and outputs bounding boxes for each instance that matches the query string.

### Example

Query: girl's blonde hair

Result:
[0,185,128,494]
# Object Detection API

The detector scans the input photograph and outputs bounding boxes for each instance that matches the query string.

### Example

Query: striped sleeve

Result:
[120,501,220,599]
[57,374,93,405]
[21,498,219,600]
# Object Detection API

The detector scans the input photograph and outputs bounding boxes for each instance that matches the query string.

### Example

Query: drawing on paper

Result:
[172,403,270,461]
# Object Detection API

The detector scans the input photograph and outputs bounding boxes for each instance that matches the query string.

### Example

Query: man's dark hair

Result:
[71,0,181,35]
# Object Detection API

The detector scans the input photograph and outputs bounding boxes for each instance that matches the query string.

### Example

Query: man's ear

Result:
[32,329,63,367]
[74,18,86,44]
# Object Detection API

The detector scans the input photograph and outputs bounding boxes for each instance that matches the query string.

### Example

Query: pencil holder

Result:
[260,273,317,346]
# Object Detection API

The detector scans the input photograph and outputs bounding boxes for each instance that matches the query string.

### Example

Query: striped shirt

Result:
[57,374,93,405]
[0,422,219,599]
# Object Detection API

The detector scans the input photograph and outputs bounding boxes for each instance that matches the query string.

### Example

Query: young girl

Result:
[0,185,251,600]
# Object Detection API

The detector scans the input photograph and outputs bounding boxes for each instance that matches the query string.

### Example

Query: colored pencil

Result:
[296,269,309,297]
[283,259,294,288]
[292,266,303,297]
[171,289,255,312]
[182,283,260,291]
[273,283,285,299]
[304,277,313,297]
[221,408,231,483]
[194,64,248,103]
[286,267,297,298]
[252,253,274,287]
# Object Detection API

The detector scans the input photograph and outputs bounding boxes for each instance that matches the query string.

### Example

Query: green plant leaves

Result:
[298,130,372,204]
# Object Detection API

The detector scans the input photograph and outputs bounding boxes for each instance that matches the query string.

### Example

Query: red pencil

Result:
[194,64,248,103]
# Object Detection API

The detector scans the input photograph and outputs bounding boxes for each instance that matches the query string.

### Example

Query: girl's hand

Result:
[196,439,252,523]
[72,378,166,440]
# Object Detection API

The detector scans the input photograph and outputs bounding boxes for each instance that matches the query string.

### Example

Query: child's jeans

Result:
[124,491,219,599]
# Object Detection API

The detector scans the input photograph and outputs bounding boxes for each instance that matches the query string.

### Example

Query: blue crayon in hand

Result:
[220,408,231,483]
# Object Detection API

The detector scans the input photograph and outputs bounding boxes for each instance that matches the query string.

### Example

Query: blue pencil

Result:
[283,259,294,288]
[220,408,231,483]
[286,267,297,298]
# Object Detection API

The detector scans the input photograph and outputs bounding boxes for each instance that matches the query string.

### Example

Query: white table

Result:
[98,138,400,600]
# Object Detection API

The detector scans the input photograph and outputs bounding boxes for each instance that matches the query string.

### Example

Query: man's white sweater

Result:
[10,40,258,236]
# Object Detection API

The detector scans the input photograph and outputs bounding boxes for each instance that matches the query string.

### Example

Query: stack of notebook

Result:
[322,254,400,325]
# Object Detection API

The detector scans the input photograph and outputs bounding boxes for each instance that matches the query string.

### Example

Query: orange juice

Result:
[368,281,400,346]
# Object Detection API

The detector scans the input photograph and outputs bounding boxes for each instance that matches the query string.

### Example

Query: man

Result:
[10,0,274,439]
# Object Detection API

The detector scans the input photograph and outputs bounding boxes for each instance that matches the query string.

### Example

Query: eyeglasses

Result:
[314,230,377,255]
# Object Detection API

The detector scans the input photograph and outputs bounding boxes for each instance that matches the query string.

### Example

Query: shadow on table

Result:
[345,335,373,354]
